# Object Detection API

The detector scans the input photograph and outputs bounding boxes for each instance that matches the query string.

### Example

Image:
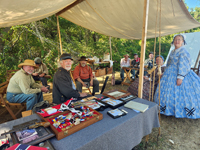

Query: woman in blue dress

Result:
[154,34,200,119]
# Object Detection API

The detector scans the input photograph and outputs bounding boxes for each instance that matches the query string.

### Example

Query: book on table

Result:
[124,101,149,113]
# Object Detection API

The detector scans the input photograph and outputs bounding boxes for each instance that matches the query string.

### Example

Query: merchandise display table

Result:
[0,97,159,150]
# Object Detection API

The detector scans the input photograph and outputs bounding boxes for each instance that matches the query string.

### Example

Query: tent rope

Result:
[57,16,63,55]
[150,0,159,102]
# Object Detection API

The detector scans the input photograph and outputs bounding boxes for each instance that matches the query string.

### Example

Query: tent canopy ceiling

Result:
[1,0,200,39]
[0,0,75,28]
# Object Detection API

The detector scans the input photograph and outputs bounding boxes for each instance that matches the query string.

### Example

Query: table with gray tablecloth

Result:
[0,98,160,150]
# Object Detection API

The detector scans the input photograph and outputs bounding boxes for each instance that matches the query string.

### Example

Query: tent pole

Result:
[138,0,149,98]
[57,16,63,55]
[109,36,112,61]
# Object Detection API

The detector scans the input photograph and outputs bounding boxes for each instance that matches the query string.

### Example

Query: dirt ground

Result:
[0,72,200,150]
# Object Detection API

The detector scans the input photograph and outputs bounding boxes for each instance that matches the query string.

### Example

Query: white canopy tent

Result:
[1,0,200,39]
[164,32,200,68]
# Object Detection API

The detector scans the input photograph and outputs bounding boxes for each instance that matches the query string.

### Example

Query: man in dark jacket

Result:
[53,53,87,104]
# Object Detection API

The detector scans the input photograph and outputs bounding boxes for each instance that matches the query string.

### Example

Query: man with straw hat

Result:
[53,53,87,104]
[6,59,49,110]
[73,56,99,95]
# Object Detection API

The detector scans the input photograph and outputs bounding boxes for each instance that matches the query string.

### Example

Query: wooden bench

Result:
[0,81,26,120]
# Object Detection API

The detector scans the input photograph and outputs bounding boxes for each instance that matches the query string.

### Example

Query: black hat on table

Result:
[60,53,73,60]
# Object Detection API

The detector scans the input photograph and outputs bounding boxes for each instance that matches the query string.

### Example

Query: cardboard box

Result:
[21,110,33,117]
[106,67,113,74]
[95,68,106,77]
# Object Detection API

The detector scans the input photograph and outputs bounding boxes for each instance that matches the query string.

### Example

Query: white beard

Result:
[65,66,71,71]
[27,70,34,74]
[81,64,86,67]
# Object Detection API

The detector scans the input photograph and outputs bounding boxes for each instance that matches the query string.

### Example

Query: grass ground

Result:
[0,72,200,149]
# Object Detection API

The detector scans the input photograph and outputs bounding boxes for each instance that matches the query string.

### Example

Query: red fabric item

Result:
[6,143,47,150]
[37,98,73,118]
[73,64,93,80]
[136,57,140,62]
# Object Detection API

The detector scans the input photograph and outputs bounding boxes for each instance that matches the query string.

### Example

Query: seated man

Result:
[6,59,49,110]
[53,53,87,104]
[127,55,165,101]
[144,52,155,75]
[120,54,134,80]
[32,57,50,90]
[130,53,140,79]
[73,56,99,95]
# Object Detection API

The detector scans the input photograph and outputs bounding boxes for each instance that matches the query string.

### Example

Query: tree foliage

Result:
[0,3,200,82]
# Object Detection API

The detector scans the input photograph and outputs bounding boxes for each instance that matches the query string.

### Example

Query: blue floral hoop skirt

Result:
[154,47,200,119]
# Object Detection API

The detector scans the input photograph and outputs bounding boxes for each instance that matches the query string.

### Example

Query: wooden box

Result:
[106,67,113,74]
[22,110,33,117]
[37,107,103,140]
[103,89,131,99]
[95,68,106,77]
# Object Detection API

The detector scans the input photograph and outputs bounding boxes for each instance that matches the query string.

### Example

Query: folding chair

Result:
[0,81,26,120]
[71,70,92,95]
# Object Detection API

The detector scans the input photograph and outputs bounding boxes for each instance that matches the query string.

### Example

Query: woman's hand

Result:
[176,79,182,86]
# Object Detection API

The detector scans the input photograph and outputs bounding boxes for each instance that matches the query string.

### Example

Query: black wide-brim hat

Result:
[60,53,73,60]
[78,56,87,61]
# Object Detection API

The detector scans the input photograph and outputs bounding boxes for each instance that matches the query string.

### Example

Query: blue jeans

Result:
[6,92,43,110]
[120,68,134,80]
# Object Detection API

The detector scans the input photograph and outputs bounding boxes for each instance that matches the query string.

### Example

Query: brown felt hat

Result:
[78,56,87,61]
[18,59,38,68]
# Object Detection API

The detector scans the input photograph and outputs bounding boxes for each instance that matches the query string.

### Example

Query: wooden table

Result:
[0,96,160,150]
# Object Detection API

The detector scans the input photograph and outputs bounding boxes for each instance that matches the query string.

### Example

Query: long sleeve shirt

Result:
[73,64,93,80]
[7,69,42,94]
[34,63,48,75]
[120,58,131,68]
[53,67,80,104]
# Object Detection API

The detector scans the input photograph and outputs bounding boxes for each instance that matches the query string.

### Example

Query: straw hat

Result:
[123,54,130,57]
[18,59,38,68]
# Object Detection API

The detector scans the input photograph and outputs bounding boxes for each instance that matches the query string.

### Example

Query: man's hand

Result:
[32,73,38,76]
[177,79,183,86]
[79,93,87,97]
[39,73,45,77]
[41,86,49,93]
[82,82,87,87]
[90,80,93,86]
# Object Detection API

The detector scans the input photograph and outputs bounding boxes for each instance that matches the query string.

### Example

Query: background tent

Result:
[164,32,200,68]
